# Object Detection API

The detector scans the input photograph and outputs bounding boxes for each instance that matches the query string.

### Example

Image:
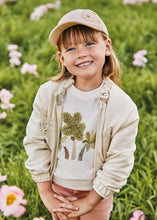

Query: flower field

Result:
[0,0,157,219]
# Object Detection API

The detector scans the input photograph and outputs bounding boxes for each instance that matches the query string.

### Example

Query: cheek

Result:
[62,57,69,67]
[63,54,74,67]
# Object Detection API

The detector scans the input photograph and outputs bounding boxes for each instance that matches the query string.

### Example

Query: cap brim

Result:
[49,21,104,46]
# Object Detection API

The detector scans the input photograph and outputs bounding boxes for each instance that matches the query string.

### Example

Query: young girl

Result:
[24,9,139,220]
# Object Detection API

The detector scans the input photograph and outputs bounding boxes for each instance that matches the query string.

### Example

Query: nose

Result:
[76,46,87,59]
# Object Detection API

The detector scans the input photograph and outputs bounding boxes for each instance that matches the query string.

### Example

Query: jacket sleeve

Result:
[23,85,51,182]
[93,106,139,198]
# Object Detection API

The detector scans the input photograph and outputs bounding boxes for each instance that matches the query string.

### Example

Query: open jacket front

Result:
[23,77,139,198]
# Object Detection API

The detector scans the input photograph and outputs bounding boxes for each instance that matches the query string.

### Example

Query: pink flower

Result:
[7,44,22,67]
[0,185,27,217]
[0,0,16,4]
[123,0,149,4]
[152,0,157,2]
[54,0,61,8]
[9,57,21,67]
[0,173,7,182]
[0,0,5,5]
[0,89,13,103]
[1,102,15,110]
[30,5,47,21]
[0,112,7,119]
[132,50,148,67]
[140,0,149,2]
[0,89,15,110]
[21,63,38,76]
[33,217,45,220]
[130,210,146,220]
[46,3,55,9]
[35,5,47,13]
[9,50,22,58]
[30,1,61,21]
[133,49,147,59]
[7,44,18,51]
[30,11,43,21]
[123,0,137,4]
[30,11,42,21]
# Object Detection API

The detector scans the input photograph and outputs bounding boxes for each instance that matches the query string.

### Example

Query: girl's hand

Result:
[53,197,92,217]
[36,182,77,220]
[53,189,103,218]
[38,188,69,220]
[53,194,79,213]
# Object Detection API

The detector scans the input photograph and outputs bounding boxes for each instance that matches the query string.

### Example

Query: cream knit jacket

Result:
[23,77,139,198]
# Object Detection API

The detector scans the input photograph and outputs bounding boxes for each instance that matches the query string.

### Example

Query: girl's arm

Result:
[23,85,52,182]
[93,114,139,199]
[37,181,78,220]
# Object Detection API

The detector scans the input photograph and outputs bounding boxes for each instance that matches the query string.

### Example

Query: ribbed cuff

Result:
[93,178,114,198]
[32,172,51,182]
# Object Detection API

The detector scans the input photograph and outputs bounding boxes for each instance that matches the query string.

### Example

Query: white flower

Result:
[7,44,22,67]
[46,3,55,9]
[0,0,5,6]
[34,5,47,13]
[30,1,61,21]
[54,0,61,8]
[132,49,148,67]
[9,50,22,58]
[1,102,15,110]
[21,63,38,76]
[30,11,42,21]
[9,57,21,67]
[0,88,13,102]
[7,44,18,51]
[30,5,47,20]
[33,217,45,220]
[0,112,7,119]
[123,0,137,4]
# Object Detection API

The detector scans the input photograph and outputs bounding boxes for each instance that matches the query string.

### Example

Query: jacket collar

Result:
[55,78,74,105]
[55,77,112,105]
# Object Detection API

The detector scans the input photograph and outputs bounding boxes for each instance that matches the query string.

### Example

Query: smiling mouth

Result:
[77,61,93,67]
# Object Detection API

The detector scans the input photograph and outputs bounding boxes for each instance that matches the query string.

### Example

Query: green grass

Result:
[0,0,157,219]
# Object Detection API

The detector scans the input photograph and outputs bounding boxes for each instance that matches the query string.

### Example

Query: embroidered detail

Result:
[78,131,96,161]
[60,112,96,161]
[56,79,74,105]
[63,145,69,159]
[62,78,74,89]
[56,94,64,105]
[62,112,86,160]
[40,116,53,146]
[99,77,112,103]
[81,10,102,27]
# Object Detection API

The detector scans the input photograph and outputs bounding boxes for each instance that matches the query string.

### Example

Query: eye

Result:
[66,47,75,52]
[86,42,94,47]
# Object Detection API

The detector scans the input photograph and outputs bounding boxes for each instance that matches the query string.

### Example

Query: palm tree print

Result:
[62,112,86,160]
[78,131,96,161]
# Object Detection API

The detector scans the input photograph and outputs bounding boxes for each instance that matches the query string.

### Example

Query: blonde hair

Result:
[51,25,120,84]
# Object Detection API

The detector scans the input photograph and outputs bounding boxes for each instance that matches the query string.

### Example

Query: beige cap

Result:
[49,9,109,45]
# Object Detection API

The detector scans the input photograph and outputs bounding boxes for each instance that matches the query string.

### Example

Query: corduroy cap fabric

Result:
[49,9,109,45]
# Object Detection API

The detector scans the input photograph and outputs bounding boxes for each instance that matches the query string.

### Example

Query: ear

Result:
[57,51,65,65]
[105,39,111,56]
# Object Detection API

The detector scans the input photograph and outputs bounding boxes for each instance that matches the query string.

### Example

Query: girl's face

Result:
[58,28,111,90]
